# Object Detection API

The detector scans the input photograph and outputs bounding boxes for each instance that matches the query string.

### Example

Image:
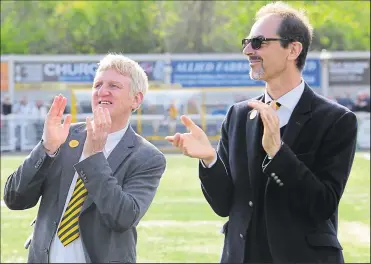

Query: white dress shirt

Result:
[202,80,305,168]
[49,124,128,263]
[264,80,305,128]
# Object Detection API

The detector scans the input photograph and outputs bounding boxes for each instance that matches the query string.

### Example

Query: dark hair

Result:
[256,1,313,71]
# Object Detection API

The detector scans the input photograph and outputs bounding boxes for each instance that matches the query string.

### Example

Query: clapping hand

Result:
[42,95,72,155]
[82,106,112,158]
[165,115,216,166]
[247,100,281,158]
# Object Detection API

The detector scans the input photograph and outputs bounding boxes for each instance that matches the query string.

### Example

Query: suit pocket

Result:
[306,233,343,250]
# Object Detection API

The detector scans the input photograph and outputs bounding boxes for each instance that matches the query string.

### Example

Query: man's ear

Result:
[132,92,144,112]
[287,41,303,61]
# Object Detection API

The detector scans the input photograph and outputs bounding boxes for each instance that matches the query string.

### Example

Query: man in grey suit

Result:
[4,53,166,263]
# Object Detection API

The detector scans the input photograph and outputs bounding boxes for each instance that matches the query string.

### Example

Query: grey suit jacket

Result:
[4,122,166,263]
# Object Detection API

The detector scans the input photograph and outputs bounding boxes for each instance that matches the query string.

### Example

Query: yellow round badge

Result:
[69,140,79,148]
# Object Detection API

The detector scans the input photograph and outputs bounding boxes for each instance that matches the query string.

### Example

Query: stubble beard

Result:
[250,62,265,80]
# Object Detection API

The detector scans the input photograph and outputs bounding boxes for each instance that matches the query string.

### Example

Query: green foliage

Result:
[1,0,369,54]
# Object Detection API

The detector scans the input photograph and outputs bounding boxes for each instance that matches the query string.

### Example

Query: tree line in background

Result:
[1,0,370,55]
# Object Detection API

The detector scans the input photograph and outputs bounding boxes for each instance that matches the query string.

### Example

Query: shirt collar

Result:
[264,79,305,111]
[104,123,129,155]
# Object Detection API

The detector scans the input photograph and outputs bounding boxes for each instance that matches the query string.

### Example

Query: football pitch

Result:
[1,153,370,263]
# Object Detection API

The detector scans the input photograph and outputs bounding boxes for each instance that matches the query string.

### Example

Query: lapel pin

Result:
[69,140,79,148]
[250,110,257,120]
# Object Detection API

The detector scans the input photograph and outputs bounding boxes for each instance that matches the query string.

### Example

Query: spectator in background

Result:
[186,99,200,115]
[1,96,12,115]
[168,100,178,119]
[165,100,178,135]
[32,99,49,139]
[146,103,161,135]
[13,96,37,150]
[354,90,370,112]
[14,96,36,115]
[33,99,48,118]
[335,92,355,111]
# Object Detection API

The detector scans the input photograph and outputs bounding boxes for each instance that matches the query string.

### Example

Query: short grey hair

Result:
[95,53,149,97]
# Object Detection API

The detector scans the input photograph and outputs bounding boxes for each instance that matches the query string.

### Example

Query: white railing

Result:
[1,114,45,152]
[1,112,369,153]
[0,113,227,153]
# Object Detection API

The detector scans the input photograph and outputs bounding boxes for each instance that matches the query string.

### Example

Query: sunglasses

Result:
[242,36,289,50]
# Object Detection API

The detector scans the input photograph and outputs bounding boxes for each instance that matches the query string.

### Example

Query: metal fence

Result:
[1,115,44,152]
[0,113,226,153]
[1,112,369,153]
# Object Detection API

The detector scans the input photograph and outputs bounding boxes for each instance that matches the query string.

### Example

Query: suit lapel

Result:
[282,84,313,148]
[246,95,264,196]
[106,125,136,174]
[81,125,137,213]
[57,124,87,219]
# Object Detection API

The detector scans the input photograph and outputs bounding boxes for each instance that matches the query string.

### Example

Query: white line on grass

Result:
[339,221,370,244]
[138,220,224,228]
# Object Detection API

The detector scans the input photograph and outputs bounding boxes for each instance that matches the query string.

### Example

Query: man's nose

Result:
[97,84,110,96]
[243,43,254,56]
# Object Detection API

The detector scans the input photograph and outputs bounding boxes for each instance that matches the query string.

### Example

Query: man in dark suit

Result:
[166,2,357,263]
[4,53,166,263]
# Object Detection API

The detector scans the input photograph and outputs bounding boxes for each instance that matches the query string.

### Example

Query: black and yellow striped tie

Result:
[268,100,281,110]
[57,177,88,246]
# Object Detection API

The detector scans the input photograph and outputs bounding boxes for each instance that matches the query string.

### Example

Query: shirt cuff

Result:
[262,141,284,169]
[46,148,59,157]
[200,155,218,168]
[41,138,60,158]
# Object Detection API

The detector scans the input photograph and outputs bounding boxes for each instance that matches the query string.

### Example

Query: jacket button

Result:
[271,172,275,177]
[35,159,42,168]
[276,179,281,184]
[239,233,244,239]
[249,201,253,207]
[44,248,48,253]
